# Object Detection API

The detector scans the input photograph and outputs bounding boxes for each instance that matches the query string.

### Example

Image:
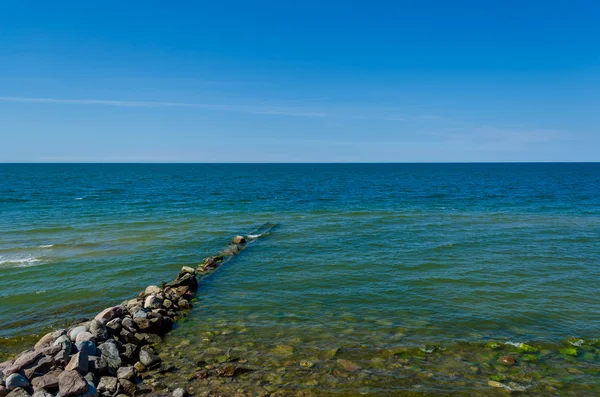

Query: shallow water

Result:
[1,163,600,394]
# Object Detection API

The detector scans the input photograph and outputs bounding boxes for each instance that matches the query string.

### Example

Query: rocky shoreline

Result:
[0,232,260,397]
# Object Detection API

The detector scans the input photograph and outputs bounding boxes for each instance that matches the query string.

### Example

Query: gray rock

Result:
[88,321,108,342]
[138,347,160,368]
[144,286,161,295]
[83,372,96,385]
[87,356,108,376]
[34,330,66,351]
[69,326,88,342]
[162,299,173,309]
[6,388,29,397]
[115,367,135,381]
[120,318,136,332]
[75,341,96,356]
[133,310,148,319]
[58,371,87,397]
[5,374,29,390]
[37,345,61,357]
[53,335,73,355]
[119,344,137,362]
[97,343,121,370]
[3,351,42,376]
[54,349,70,366]
[232,235,246,244]
[173,388,188,397]
[0,386,7,397]
[96,377,117,394]
[74,332,94,343]
[105,319,122,334]
[94,306,126,323]
[31,374,59,391]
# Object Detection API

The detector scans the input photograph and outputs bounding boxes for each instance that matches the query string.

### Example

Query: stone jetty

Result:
[0,227,272,397]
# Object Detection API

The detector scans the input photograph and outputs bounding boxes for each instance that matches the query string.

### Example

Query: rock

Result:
[37,345,61,357]
[32,391,52,397]
[58,371,88,397]
[4,351,43,376]
[117,379,136,396]
[498,356,517,366]
[83,372,96,385]
[0,387,6,397]
[119,344,137,362]
[177,299,190,310]
[69,327,89,342]
[97,342,121,370]
[5,388,29,397]
[88,321,108,342]
[87,356,108,376]
[75,341,97,356]
[105,319,122,333]
[96,377,117,394]
[162,299,173,309]
[144,286,161,295]
[115,367,135,381]
[560,347,578,356]
[133,362,146,373]
[138,347,160,368]
[172,388,187,397]
[54,349,70,366]
[31,374,59,391]
[120,318,136,332]
[180,266,195,275]
[144,295,163,310]
[34,330,65,351]
[134,333,162,345]
[79,383,98,397]
[337,359,360,372]
[75,332,94,343]
[5,374,29,390]
[94,306,126,323]
[232,236,246,244]
[53,335,73,355]
[165,273,198,290]
[215,365,237,377]
[488,380,505,388]
[272,345,294,356]
[66,351,89,374]
[23,356,53,379]
[518,343,539,353]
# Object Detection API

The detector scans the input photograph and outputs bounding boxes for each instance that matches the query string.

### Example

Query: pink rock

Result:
[94,306,125,323]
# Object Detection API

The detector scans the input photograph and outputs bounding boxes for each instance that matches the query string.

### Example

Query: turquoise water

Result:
[2,163,600,394]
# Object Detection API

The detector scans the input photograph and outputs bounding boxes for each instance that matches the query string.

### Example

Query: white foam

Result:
[0,255,43,268]
[75,197,83,200]
[504,341,522,347]
[38,244,55,248]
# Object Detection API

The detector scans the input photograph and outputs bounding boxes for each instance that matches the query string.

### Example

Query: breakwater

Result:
[0,225,273,397]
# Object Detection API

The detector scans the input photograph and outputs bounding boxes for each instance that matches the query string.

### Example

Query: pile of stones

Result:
[0,236,249,397]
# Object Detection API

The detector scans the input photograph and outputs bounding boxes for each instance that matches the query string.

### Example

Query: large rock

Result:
[3,351,43,376]
[105,318,122,334]
[165,273,197,290]
[34,330,65,351]
[88,321,107,342]
[31,374,59,391]
[232,235,246,244]
[68,326,88,342]
[173,388,188,397]
[117,379,136,396]
[180,266,195,275]
[5,374,29,390]
[75,341,96,356]
[97,377,117,394]
[144,286,161,295]
[144,295,163,310]
[32,391,52,397]
[87,356,108,376]
[23,356,53,379]
[97,343,121,370]
[120,344,137,362]
[65,351,88,374]
[58,371,88,397]
[53,335,73,355]
[115,367,135,381]
[75,332,94,343]
[94,306,126,323]
[138,347,160,368]
[0,386,7,397]
[79,383,98,397]
[6,388,29,397]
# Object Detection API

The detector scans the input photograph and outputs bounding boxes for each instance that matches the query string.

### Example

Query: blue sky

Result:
[0,0,597,162]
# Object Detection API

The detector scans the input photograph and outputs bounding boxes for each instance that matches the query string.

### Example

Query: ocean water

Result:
[1,163,600,395]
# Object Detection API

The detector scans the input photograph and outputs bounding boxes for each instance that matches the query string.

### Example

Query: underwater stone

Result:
[518,343,539,353]
[172,388,188,397]
[560,347,578,356]
[498,356,517,366]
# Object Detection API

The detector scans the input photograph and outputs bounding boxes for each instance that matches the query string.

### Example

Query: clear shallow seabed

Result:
[1,163,600,395]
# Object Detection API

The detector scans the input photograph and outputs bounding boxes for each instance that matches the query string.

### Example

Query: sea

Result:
[1,163,599,395]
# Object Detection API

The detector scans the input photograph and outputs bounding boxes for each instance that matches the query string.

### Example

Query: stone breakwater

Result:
[0,231,261,397]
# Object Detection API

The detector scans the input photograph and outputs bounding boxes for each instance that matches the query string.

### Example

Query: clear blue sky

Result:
[0,0,598,162]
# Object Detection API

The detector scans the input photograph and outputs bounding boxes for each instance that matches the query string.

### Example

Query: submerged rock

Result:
[172,388,188,397]
[498,356,517,366]
[560,347,578,356]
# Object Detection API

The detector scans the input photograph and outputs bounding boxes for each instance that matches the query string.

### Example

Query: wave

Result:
[0,255,43,268]
[38,244,55,248]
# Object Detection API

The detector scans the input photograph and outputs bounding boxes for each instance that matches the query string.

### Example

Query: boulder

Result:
[68,326,88,342]
[119,344,137,362]
[54,349,70,367]
[65,351,88,374]
[5,388,29,397]
[0,386,7,397]
[23,356,53,379]
[144,295,163,310]
[97,343,121,370]
[88,321,108,342]
[58,371,87,397]
[117,379,136,396]
[173,388,188,397]
[115,367,135,381]
[87,356,108,376]
[94,306,126,323]
[34,330,65,351]
[120,318,136,332]
[5,374,29,390]
[165,273,197,290]
[32,391,52,397]
[180,266,195,275]
[144,286,161,295]
[3,351,43,376]
[178,299,190,310]
[96,377,117,394]
[31,374,59,391]
[232,235,246,244]
[37,345,61,357]
[75,332,94,343]
[105,319,122,334]
[79,383,98,397]
[53,335,73,355]
[498,355,517,366]
[75,341,97,356]
[138,347,160,368]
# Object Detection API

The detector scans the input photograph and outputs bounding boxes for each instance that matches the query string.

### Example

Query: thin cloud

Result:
[0,96,327,118]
